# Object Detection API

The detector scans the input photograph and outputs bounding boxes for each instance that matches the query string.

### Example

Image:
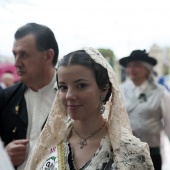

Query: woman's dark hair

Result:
[58,50,112,103]
[14,23,59,66]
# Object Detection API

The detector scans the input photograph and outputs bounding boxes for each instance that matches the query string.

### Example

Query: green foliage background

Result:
[98,48,115,68]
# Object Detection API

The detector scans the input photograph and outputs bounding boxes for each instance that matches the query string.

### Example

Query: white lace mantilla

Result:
[25,47,154,170]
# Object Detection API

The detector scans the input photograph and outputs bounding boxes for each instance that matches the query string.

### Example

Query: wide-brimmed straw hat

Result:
[119,50,157,67]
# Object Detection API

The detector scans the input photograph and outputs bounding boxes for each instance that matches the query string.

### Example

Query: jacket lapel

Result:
[11,83,28,125]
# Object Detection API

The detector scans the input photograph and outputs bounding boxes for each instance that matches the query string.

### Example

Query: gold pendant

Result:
[79,139,87,149]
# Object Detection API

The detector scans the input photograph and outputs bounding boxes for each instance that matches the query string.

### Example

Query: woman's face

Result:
[126,61,149,82]
[57,65,106,120]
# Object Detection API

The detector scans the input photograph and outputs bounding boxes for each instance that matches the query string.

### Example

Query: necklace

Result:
[73,122,106,149]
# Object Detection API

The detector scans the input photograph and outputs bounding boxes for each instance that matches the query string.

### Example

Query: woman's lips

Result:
[67,105,81,110]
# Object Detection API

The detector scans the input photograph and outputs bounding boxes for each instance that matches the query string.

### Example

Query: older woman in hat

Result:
[119,49,170,170]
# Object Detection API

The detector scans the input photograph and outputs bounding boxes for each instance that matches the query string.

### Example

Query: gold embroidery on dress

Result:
[57,142,65,170]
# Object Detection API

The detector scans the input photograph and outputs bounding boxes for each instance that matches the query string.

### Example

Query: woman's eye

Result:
[77,83,87,89]
[58,85,67,91]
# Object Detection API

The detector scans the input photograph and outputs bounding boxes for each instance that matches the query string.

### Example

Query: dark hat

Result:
[119,50,157,67]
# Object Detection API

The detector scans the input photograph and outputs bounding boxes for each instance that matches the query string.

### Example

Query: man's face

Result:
[126,61,149,82]
[13,34,48,85]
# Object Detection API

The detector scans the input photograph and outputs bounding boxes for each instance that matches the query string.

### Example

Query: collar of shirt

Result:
[131,80,149,98]
[38,73,56,93]
[28,72,56,93]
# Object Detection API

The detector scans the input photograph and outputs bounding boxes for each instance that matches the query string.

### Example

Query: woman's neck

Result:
[72,115,106,137]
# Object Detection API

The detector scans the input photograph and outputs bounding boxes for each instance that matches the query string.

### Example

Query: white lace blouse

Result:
[40,132,153,170]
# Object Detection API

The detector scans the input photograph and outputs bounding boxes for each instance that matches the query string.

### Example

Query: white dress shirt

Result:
[121,79,170,146]
[17,75,56,170]
[135,81,170,141]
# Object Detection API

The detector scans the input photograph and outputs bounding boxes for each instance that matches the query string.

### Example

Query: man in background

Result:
[0,23,59,169]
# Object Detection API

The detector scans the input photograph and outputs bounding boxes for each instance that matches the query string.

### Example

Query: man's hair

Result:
[14,23,59,66]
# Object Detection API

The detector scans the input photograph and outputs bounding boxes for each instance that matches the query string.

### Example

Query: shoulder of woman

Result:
[113,128,154,170]
[120,129,150,153]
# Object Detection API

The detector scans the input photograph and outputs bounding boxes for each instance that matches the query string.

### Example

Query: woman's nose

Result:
[66,89,76,100]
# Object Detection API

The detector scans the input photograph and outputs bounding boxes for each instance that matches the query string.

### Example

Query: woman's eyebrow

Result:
[58,79,89,84]
[74,79,89,83]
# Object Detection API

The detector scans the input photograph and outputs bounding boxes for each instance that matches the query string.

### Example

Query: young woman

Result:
[25,47,154,170]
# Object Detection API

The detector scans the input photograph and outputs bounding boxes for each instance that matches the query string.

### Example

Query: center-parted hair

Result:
[14,23,59,66]
[57,50,112,104]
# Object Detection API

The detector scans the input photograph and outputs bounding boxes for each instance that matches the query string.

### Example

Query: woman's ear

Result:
[101,84,110,96]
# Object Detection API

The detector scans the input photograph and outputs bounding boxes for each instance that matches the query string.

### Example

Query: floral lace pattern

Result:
[25,47,154,170]
[113,128,154,170]
[83,47,132,151]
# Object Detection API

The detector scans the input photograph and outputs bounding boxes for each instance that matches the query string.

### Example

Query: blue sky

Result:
[0,0,170,60]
